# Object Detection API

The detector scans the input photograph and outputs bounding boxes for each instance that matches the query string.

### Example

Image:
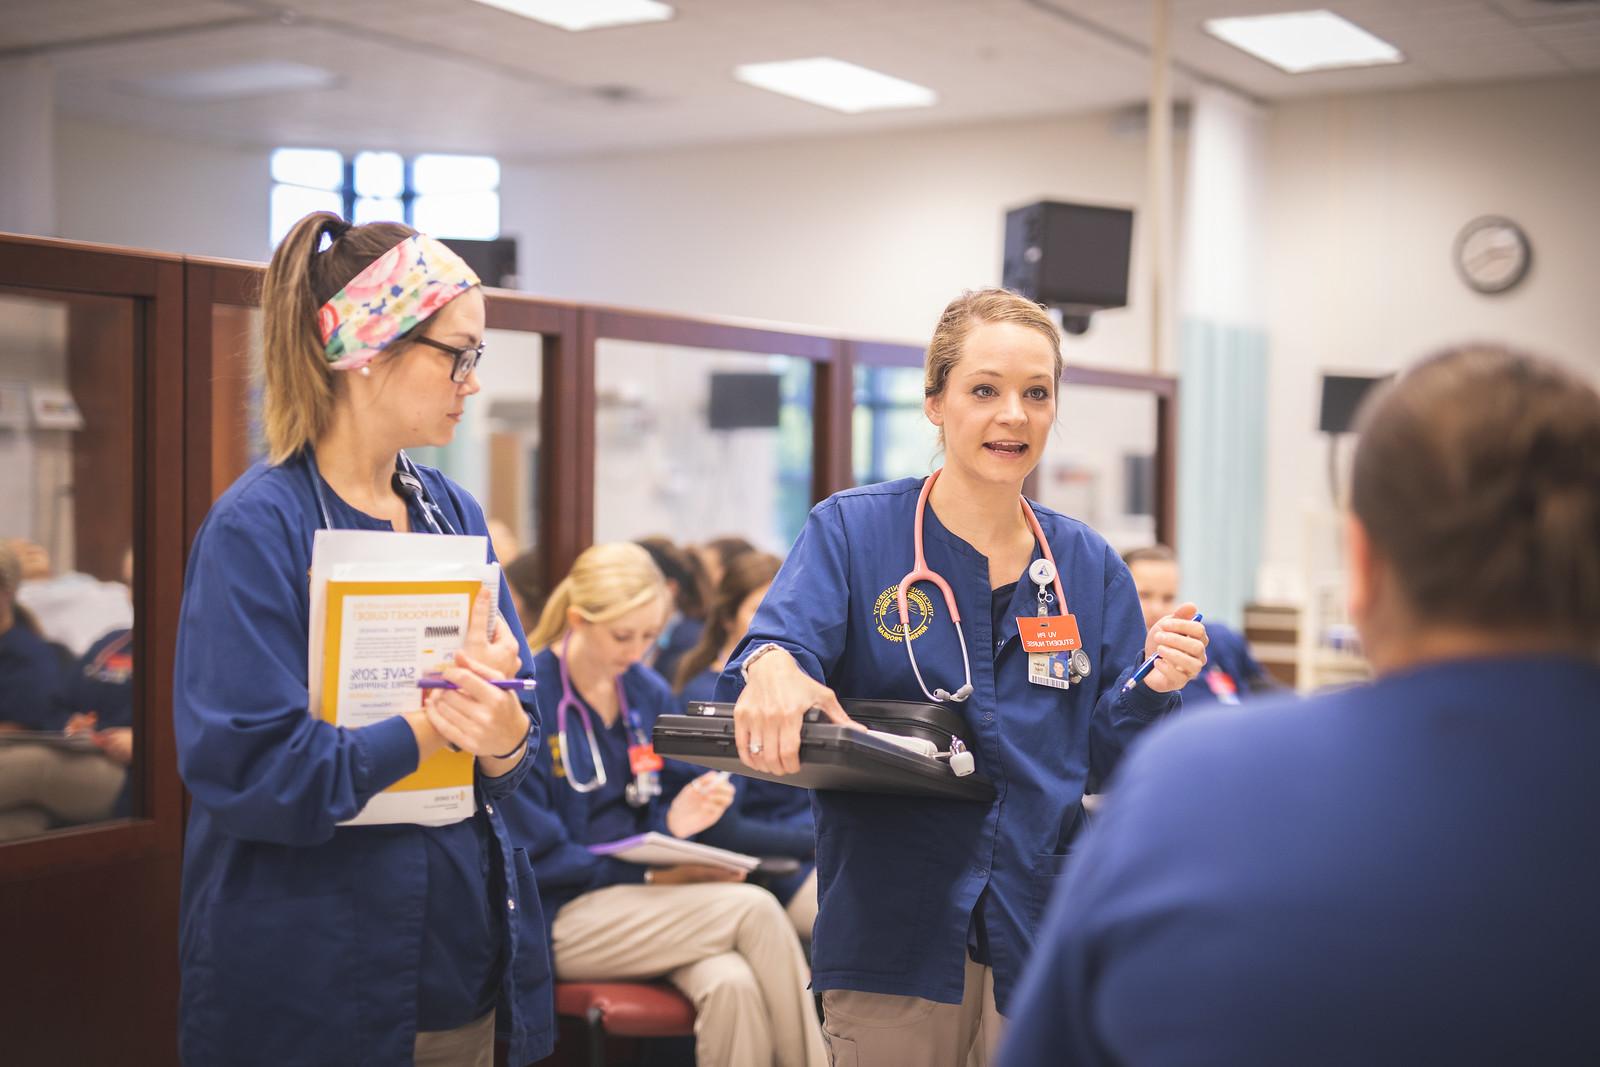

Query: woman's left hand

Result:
[423,650,530,762]
[1140,603,1209,693]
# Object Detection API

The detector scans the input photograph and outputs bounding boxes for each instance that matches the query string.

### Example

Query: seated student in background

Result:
[694,535,755,597]
[501,542,825,1067]
[675,551,818,942]
[0,626,139,842]
[636,536,711,684]
[999,345,1600,1067]
[503,548,545,627]
[1123,544,1276,706]
[0,541,66,735]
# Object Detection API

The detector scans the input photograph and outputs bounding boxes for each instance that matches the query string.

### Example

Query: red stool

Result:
[554,981,696,1067]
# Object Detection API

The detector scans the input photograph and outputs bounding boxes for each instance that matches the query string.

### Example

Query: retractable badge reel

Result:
[1018,559,1090,690]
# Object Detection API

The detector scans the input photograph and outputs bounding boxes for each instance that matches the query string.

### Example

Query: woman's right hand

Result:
[734,646,858,776]
[649,864,747,886]
[665,771,736,838]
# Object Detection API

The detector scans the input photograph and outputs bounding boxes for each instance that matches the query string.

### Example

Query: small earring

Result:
[359,365,371,377]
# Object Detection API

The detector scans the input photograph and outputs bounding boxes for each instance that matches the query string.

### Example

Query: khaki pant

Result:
[821,956,1003,1067]
[552,882,827,1067]
[414,1009,494,1067]
[786,869,819,942]
[0,744,126,841]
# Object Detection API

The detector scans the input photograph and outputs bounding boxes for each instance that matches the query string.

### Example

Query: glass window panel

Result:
[353,151,404,198]
[270,147,344,190]
[1032,385,1159,553]
[271,184,343,246]
[209,305,266,497]
[0,288,139,841]
[852,364,938,485]
[352,196,405,227]
[409,327,542,575]
[412,154,500,195]
[412,192,500,240]
[593,341,814,554]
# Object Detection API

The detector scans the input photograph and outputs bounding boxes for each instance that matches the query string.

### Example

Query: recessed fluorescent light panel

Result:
[1204,10,1403,74]
[467,0,673,32]
[734,58,937,114]
[134,61,339,101]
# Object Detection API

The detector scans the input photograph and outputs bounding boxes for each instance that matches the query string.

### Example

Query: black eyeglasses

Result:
[412,336,485,383]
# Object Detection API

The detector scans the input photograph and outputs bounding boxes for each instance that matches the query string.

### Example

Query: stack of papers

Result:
[589,831,760,873]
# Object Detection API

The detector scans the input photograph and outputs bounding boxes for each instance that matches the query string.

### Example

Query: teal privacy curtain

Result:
[1177,318,1266,629]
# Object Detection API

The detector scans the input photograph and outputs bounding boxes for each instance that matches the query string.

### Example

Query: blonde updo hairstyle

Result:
[526,542,671,652]
[924,289,1064,447]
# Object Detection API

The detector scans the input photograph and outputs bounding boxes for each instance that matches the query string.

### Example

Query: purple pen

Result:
[1122,613,1203,692]
[419,676,538,692]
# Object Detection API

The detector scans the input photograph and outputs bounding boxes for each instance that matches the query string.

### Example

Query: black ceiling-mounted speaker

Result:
[1002,201,1134,335]
[439,236,520,289]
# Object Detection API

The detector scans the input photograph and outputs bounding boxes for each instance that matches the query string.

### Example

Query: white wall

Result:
[503,111,1177,368]
[44,74,1600,599]
[55,117,270,262]
[1260,74,1600,594]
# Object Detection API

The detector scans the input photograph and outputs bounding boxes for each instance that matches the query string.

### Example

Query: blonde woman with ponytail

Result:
[500,542,826,1067]
[172,213,551,1067]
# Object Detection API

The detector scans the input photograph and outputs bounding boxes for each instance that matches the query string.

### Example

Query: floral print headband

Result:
[317,234,481,370]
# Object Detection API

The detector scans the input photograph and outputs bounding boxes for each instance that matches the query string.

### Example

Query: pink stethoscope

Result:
[897,469,1069,703]
[554,632,660,806]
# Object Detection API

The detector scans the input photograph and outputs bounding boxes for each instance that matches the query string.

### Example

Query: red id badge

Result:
[1016,614,1083,653]
[629,743,665,775]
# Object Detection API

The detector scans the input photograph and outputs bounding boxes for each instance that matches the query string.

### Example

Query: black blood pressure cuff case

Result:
[652,697,997,802]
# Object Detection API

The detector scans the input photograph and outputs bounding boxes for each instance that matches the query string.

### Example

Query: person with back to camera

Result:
[172,212,552,1067]
[999,345,1600,1066]
[1123,544,1278,706]
[675,550,820,943]
[719,289,1210,1065]
[499,542,826,1067]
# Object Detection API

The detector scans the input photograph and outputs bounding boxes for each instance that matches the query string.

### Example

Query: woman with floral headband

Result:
[172,213,551,1067]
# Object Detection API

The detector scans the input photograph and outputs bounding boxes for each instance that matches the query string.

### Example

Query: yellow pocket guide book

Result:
[308,529,501,827]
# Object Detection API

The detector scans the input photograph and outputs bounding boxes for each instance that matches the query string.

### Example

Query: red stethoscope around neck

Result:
[897,469,1068,703]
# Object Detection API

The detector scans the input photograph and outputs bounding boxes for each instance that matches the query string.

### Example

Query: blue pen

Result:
[419,676,538,692]
[1122,613,1203,692]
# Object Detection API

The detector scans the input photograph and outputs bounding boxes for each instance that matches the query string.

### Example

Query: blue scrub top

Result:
[999,656,1600,1067]
[0,623,67,731]
[717,478,1177,1011]
[64,628,134,729]
[498,652,681,941]
[173,453,553,1066]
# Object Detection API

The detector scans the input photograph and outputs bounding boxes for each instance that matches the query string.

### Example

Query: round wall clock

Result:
[1453,215,1532,294]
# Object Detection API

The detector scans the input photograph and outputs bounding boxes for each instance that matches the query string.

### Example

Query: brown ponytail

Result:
[674,551,782,691]
[260,212,416,464]
[1350,345,1600,643]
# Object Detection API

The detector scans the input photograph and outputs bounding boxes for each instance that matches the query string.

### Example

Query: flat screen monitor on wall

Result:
[1319,374,1389,435]
[708,372,782,430]
[439,237,519,289]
